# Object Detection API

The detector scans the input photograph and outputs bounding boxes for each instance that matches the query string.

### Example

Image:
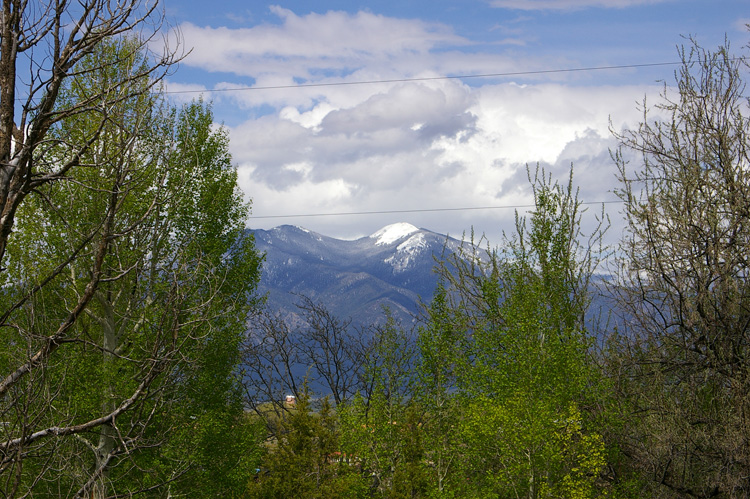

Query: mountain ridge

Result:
[250,223,465,326]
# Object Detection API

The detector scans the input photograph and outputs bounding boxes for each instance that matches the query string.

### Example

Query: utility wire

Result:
[166,60,690,95]
[249,200,623,220]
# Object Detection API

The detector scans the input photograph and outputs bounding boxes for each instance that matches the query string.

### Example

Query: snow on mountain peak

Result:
[370,223,420,246]
[397,233,427,253]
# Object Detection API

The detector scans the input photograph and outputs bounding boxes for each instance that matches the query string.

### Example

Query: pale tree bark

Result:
[608,37,750,498]
[0,0,176,390]
[0,0,174,265]
[0,1,189,497]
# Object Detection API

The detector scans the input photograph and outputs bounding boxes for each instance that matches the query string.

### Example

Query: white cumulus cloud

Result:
[172,6,669,245]
[177,7,466,79]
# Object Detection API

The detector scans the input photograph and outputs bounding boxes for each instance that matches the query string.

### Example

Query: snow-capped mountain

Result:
[250,223,466,326]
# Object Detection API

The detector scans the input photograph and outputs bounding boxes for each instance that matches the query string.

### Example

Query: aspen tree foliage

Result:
[421,167,608,498]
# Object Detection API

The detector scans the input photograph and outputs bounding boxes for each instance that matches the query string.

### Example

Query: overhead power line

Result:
[249,200,623,220]
[166,60,691,95]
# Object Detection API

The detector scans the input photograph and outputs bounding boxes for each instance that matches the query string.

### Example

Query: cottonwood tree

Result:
[420,167,609,497]
[0,0,175,264]
[608,37,750,498]
[0,4,262,497]
[414,284,464,494]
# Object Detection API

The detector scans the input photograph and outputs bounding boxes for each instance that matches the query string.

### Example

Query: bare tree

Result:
[242,296,370,434]
[0,1,175,386]
[242,308,306,429]
[296,295,369,405]
[608,37,750,498]
[0,3,179,493]
[0,0,175,263]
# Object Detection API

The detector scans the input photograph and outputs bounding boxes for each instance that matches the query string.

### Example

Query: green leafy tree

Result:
[248,391,368,498]
[416,284,465,496]
[422,167,609,498]
[0,2,179,496]
[339,315,428,498]
[0,36,262,497]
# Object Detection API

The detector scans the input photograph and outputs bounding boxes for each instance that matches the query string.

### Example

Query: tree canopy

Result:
[0,4,263,497]
[2,2,749,497]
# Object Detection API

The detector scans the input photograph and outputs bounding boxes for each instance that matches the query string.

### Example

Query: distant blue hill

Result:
[245,223,617,404]
[249,223,617,335]
[249,223,468,327]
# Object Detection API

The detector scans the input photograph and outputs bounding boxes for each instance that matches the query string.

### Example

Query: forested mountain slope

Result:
[250,223,466,325]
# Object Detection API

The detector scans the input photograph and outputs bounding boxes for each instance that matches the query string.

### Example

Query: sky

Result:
[161,0,748,247]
